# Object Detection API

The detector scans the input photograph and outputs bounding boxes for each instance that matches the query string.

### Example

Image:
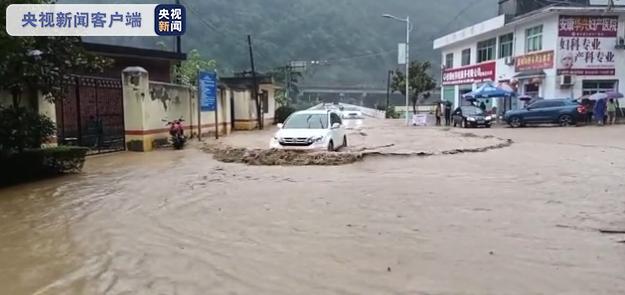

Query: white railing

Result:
[309,103,385,119]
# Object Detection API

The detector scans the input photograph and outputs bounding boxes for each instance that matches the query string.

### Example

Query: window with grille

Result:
[582,80,617,95]
[477,38,496,63]
[499,33,513,58]
[445,53,454,68]
[461,48,471,66]
[526,25,543,53]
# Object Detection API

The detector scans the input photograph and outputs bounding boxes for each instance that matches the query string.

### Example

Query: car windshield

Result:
[462,107,484,115]
[283,113,328,129]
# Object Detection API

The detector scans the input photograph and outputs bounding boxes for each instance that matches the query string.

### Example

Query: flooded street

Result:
[1,124,625,294]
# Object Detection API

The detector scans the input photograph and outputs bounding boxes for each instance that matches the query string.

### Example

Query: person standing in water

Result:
[435,103,442,126]
[444,102,452,126]
[607,98,617,125]
[594,98,606,126]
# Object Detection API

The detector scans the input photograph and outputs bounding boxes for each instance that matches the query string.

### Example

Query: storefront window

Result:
[445,53,453,68]
[524,83,539,98]
[443,86,455,104]
[477,38,496,63]
[525,25,542,53]
[461,48,471,66]
[459,86,472,106]
[499,33,513,58]
[582,80,618,95]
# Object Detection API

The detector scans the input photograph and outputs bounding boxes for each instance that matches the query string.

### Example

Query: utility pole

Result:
[386,70,393,117]
[405,16,410,125]
[247,35,262,130]
[175,0,181,83]
[382,14,410,125]
[284,65,290,105]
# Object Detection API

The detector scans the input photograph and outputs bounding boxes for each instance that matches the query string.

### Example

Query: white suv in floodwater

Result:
[270,110,347,151]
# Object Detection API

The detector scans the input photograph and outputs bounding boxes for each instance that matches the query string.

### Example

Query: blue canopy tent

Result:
[462,82,516,114]
[462,82,515,99]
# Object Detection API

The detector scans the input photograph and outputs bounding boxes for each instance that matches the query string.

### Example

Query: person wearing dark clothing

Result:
[444,103,452,126]
[584,100,594,124]
[479,101,486,112]
[594,98,606,126]
[435,104,442,126]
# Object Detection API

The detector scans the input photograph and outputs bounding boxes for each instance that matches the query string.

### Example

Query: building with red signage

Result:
[434,0,625,110]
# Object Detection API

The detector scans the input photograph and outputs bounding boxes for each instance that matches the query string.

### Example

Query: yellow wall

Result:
[231,84,278,130]
[122,67,234,151]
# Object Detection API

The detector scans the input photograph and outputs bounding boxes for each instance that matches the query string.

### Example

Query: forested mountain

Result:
[71,0,497,87]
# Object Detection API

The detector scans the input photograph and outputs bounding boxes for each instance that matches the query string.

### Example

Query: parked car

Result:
[341,107,364,119]
[504,99,584,128]
[452,106,493,128]
[270,110,347,151]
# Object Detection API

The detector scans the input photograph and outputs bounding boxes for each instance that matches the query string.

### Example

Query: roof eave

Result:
[434,6,625,50]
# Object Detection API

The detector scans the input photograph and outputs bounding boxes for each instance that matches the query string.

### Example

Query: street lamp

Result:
[383,13,410,125]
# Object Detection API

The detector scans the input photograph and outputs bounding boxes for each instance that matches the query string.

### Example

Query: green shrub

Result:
[274,106,296,124]
[385,107,399,119]
[0,146,88,186]
[0,106,56,154]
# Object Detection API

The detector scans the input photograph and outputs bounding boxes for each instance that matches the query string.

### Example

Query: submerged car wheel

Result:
[559,115,573,127]
[509,116,522,128]
[327,140,334,152]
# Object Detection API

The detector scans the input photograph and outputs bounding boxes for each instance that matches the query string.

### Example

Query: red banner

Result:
[558,15,617,75]
[442,62,496,86]
[515,51,554,72]
[558,15,618,37]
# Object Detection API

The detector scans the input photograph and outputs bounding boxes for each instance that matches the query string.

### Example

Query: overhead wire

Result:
[179,0,490,71]
[180,0,273,71]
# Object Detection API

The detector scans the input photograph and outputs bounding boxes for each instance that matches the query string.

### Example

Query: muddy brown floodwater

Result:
[1,122,625,294]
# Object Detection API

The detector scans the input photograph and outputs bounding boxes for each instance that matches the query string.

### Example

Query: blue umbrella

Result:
[462,82,515,99]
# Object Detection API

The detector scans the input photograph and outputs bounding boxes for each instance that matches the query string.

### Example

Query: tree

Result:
[271,66,302,106]
[1,0,110,107]
[176,49,217,86]
[391,61,437,114]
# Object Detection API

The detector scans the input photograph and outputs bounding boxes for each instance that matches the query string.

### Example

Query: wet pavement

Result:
[1,123,625,294]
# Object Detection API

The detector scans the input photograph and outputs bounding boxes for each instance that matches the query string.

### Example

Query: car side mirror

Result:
[331,123,341,129]
[277,123,284,129]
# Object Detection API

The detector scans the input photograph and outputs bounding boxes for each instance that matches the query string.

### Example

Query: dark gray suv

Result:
[504,99,583,128]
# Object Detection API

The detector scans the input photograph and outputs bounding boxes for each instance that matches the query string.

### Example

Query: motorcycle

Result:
[164,118,186,149]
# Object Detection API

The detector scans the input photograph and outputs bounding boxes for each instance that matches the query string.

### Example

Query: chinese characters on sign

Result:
[442,62,496,86]
[557,15,617,75]
[154,4,186,36]
[21,11,142,29]
[199,71,217,112]
[515,51,554,72]
[6,4,184,36]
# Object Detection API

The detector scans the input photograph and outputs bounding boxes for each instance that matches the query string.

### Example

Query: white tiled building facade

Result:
[434,5,625,110]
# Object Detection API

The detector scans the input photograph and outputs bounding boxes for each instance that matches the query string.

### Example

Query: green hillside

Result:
[73,0,497,86]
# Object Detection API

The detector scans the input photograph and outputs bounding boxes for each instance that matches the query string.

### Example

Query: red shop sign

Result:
[442,62,496,86]
[515,50,554,72]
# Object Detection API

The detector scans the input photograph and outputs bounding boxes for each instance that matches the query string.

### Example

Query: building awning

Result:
[514,70,546,80]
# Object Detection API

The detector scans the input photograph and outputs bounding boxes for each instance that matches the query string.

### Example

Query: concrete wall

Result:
[232,84,277,130]
[122,67,231,152]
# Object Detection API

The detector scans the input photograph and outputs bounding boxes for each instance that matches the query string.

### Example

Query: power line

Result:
[180,0,273,71]
[430,0,486,40]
